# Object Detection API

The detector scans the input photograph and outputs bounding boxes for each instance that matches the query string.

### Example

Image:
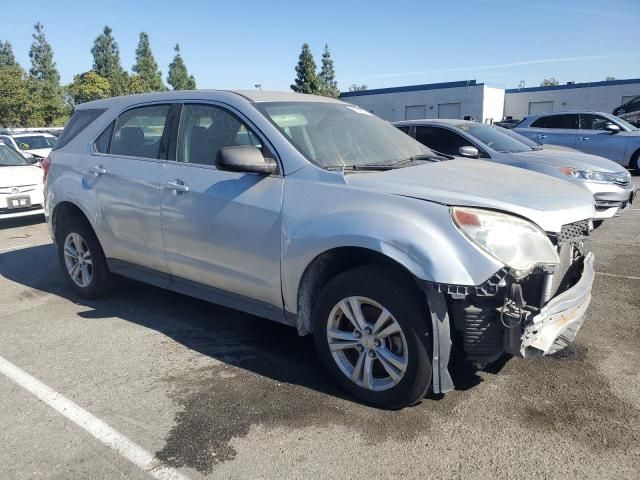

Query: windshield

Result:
[0,144,29,166]
[456,122,532,153]
[15,135,57,150]
[256,101,433,168]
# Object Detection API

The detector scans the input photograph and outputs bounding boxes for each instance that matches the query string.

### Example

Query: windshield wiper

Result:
[322,152,453,172]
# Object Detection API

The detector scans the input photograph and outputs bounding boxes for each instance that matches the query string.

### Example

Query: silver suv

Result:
[45,91,597,409]
[514,112,640,172]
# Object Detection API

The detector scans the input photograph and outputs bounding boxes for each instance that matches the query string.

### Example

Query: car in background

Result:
[613,96,640,127]
[0,141,45,220]
[0,132,58,160]
[45,90,597,409]
[513,112,640,172]
[493,118,520,129]
[394,119,636,221]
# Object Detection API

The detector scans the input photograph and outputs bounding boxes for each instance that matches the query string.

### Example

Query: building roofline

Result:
[340,80,483,98]
[505,77,640,94]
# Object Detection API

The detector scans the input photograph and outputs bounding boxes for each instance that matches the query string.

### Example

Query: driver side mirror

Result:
[604,123,621,134]
[459,146,479,158]
[217,145,277,175]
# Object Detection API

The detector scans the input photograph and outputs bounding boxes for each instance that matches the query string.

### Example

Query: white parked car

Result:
[0,142,45,220]
[0,132,58,159]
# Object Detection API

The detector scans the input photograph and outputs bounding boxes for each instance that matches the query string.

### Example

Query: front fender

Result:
[281,175,504,315]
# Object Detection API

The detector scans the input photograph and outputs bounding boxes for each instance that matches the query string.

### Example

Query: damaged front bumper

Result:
[519,252,594,358]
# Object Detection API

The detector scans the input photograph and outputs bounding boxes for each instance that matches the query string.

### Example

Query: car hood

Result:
[509,148,628,173]
[24,147,52,158]
[345,159,595,233]
[0,165,43,188]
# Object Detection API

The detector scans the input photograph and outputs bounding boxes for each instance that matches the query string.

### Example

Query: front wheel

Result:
[312,266,432,409]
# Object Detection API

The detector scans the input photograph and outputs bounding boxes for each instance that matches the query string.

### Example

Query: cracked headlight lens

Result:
[559,167,618,183]
[451,207,560,276]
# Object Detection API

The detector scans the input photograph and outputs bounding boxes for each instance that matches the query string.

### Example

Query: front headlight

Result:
[451,207,560,276]
[559,167,617,183]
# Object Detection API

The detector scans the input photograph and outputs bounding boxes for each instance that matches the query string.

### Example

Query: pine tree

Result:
[132,32,166,92]
[91,26,128,96]
[318,44,339,98]
[291,43,320,94]
[28,22,66,125]
[167,44,196,90]
[0,40,18,68]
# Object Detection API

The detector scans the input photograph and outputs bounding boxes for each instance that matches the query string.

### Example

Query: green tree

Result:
[91,26,128,96]
[28,22,66,125]
[127,74,148,94]
[0,66,37,127]
[348,84,368,92]
[291,43,320,94]
[318,44,339,98]
[167,44,196,90]
[132,32,165,92]
[540,77,559,86]
[67,71,111,106]
[605,76,616,81]
[0,40,18,68]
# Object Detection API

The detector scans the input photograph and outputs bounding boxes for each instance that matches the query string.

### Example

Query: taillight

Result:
[41,156,51,183]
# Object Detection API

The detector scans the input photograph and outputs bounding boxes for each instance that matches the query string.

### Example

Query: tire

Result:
[632,150,640,174]
[56,216,113,299]
[312,265,432,409]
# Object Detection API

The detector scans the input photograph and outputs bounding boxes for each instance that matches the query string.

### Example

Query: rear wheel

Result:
[312,266,432,409]
[56,216,113,299]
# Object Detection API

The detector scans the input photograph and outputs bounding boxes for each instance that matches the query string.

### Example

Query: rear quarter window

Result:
[53,108,106,150]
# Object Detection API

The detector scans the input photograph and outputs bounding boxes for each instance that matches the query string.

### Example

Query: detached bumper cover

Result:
[520,252,595,357]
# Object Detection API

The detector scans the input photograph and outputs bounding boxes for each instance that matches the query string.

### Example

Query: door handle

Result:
[89,166,106,176]
[537,134,546,139]
[163,180,189,194]
[579,137,590,141]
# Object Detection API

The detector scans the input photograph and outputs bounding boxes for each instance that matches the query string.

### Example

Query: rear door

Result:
[159,102,284,317]
[519,114,579,148]
[575,114,628,164]
[89,103,172,277]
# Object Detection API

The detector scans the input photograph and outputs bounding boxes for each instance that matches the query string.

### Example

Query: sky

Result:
[2,0,639,91]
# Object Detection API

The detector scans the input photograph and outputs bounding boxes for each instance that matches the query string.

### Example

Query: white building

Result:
[340,80,505,124]
[341,77,640,122]
[503,78,640,118]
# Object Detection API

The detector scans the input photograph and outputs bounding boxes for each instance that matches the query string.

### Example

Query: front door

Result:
[160,103,284,317]
[575,114,629,165]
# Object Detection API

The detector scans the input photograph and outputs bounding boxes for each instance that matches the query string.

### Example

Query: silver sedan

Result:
[394,119,636,221]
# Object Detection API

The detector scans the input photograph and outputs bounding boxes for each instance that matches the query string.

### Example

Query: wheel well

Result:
[51,202,93,242]
[295,247,425,335]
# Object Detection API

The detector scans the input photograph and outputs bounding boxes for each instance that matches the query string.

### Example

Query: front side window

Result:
[176,104,262,166]
[110,105,170,159]
[579,114,615,131]
[415,126,470,156]
[0,144,29,166]
[531,114,578,129]
[256,102,432,168]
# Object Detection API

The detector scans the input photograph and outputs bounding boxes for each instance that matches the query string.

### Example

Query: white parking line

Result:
[0,355,190,480]
[596,271,640,281]
[0,244,46,253]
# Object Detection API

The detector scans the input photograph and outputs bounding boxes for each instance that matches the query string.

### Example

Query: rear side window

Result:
[110,105,170,159]
[53,108,106,150]
[531,114,578,129]
[94,122,114,153]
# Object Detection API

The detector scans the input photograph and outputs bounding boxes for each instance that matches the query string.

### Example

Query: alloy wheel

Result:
[63,232,93,288]
[326,296,408,391]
